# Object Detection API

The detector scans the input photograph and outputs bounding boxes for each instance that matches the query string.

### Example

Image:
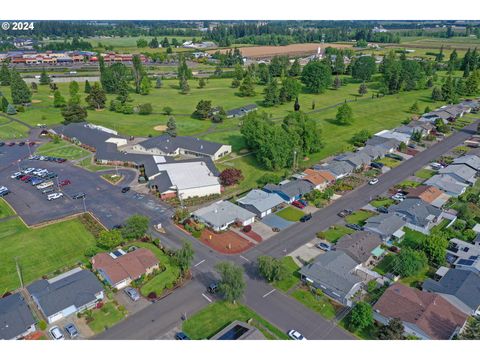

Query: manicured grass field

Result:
[36,139,92,160]
[136,242,181,297]
[370,198,395,208]
[414,168,437,180]
[182,301,289,340]
[0,217,96,292]
[0,198,15,219]
[273,256,300,292]
[0,120,30,139]
[87,302,126,334]
[101,173,123,184]
[290,287,337,320]
[345,210,375,225]
[317,225,354,244]
[275,206,305,222]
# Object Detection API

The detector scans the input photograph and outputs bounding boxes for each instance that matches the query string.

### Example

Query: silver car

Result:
[124,287,140,301]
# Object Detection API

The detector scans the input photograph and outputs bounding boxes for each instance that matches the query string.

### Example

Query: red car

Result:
[20,175,32,182]
[292,200,306,209]
[7,142,15,146]
[59,179,71,186]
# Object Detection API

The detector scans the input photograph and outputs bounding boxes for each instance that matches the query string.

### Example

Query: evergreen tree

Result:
[149,37,159,48]
[53,90,66,108]
[85,83,106,109]
[0,63,10,86]
[84,80,92,93]
[6,103,17,115]
[177,57,192,80]
[465,71,480,95]
[238,74,256,97]
[0,96,8,112]
[132,54,145,94]
[166,116,177,137]
[435,45,444,62]
[378,318,405,340]
[333,75,342,89]
[447,49,458,74]
[39,68,50,85]
[431,86,444,101]
[61,103,87,124]
[10,70,31,104]
[358,82,368,96]
[263,78,280,106]
[409,101,419,113]
[231,78,241,88]
[30,82,38,92]
[179,76,190,94]
[155,77,162,89]
[441,76,457,103]
[68,81,80,105]
[198,78,206,88]
[288,58,301,77]
[140,76,151,95]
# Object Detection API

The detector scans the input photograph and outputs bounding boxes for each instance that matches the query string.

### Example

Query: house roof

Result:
[365,136,400,150]
[335,231,382,263]
[374,129,411,144]
[299,251,362,300]
[192,200,255,228]
[27,268,103,318]
[53,122,126,150]
[226,104,258,117]
[302,168,335,186]
[335,150,372,168]
[314,160,355,177]
[0,293,35,340]
[373,283,467,340]
[425,174,468,196]
[263,179,313,198]
[237,189,284,213]
[362,145,388,159]
[364,213,406,238]
[92,248,159,286]
[389,198,442,228]
[439,164,477,183]
[423,269,480,312]
[453,154,480,171]
[154,160,220,191]
[137,134,226,157]
[406,185,445,204]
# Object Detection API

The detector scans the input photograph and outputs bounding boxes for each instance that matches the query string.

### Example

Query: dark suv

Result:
[207,282,218,294]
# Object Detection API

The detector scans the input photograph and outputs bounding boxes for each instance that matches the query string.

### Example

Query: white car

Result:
[391,193,405,202]
[369,178,379,185]
[49,326,65,340]
[37,181,54,190]
[47,192,63,201]
[288,329,307,340]
[11,172,22,179]
[430,162,444,170]
[23,168,35,174]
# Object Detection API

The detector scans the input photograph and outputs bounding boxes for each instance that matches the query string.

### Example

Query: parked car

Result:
[121,186,131,193]
[124,287,140,302]
[175,332,190,340]
[377,206,389,214]
[272,227,281,232]
[370,162,384,169]
[37,181,54,190]
[385,153,404,161]
[72,192,86,200]
[49,326,65,340]
[47,192,64,201]
[0,141,4,146]
[42,187,55,194]
[207,282,218,294]
[20,175,32,182]
[316,242,332,251]
[18,141,25,146]
[242,225,252,233]
[7,142,15,146]
[300,213,312,222]
[292,200,306,209]
[408,143,417,149]
[391,193,406,202]
[288,329,306,340]
[430,162,444,170]
[337,209,353,217]
[64,323,79,339]
[11,172,22,179]
[44,172,57,179]
[369,178,379,185]
[0,188,11,197]
[59,179,71,186]
[298,199,308,207]
[346,223,363,231]
[31,178,44,186]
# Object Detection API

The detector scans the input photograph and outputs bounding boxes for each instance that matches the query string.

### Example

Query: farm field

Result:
[0,217,96,292]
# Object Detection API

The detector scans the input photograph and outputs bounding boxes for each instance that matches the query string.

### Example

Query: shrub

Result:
[147,292,157,299]
[138,103,153,115]
[163,106,173,115]
[38,320,47,331]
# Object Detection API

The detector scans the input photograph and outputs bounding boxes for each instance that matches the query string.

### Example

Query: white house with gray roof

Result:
[363,213,406,242]
[192,200,255,232]
[425,174,469,197]
[237,189,284,218]
[453,154,480,172]
[0,293,36,340]
[314,161,354,180]
[389,198,444,234]
[439,164,477,184]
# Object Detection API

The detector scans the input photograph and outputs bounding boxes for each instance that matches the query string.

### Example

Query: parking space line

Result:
[202,293,212,303]
[194,259,206,267]
[239,255,250,262]
[262,289,276,298]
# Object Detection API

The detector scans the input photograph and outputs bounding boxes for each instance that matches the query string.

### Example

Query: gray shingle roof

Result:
[27,269,103,318]
[423,269,480,312]
[314,160,354,177]
[137,135,225,157]
[263,179,313,198]
[365,136,400,151]
[226,104,258,117]
[453,154,480,171]
[335,231,382,263]
[53,122,126,149]
[439,164,477,183]
[0,293,35,340]
[364,213,406,238]
[192,201,255,228]
[425,174,469,196]
[237,189,284,213]
[335,150,372,168]
[389,198,442,228]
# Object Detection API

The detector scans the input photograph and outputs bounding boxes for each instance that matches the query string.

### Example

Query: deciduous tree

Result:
[215,262,246,303]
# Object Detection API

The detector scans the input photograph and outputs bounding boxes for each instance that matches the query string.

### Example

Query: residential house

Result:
[439,164,477,184]
[423,269,480,316]
[226,104,258,118]
[192,200,256,232]
[263,179,314,203]
[27,268,104,324]
[452,154,480,172]
[425,174,469,197]
[314,161,355,180]
[406,185,451,208]
[394,121,434,137]
[0,293,36,340]
[237,189,284,218]
[374,129,411,145]
[365,136,400,153]
[460,99,480,112]
[363,213,406,242]
[211,320,266,340]
[373,283,468,340]
[447,237,480,273]
[334,231,383,266]
[335,151,372,170]
[361,144,389,160]
[301,168,335,190]
[92,248,159,290]
[389,198,444,234]
[299,251,363,307]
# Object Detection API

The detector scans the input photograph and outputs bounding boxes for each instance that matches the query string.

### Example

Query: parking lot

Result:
[0,145,174,228]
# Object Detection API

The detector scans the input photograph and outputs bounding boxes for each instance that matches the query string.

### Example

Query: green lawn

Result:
[0,120,30,139]
[345,210,375,225]
[136,242,181,297]
[373,254,395,275]
[370,198,395,208]
[36,139,91,160]
[290,287,337,320]
[381,157,401,168]
[0,217,96,292]
[275,206,305,222]
[398,179,422,188]
[273,257,300,292]
[401,228,427,249]
[317,225,354,244]
[0,198,15,219]
[414,168,437,180]
[87,302,126,334]
[182,301,289,340]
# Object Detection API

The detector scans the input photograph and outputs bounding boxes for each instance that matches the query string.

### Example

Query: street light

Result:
[82,196,87,213]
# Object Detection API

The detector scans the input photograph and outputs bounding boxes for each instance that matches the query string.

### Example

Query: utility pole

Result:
[293,150,297,172]
[15,257,23,289]
[82,196,87,213]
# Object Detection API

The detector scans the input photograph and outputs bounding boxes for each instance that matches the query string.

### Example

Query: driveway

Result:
[115,290,150,315]
[251,221,276,240]
[261,213,294,230]
[288,240,325,267]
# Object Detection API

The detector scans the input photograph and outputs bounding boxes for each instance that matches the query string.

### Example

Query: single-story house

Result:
[27,268,104,324]
[299,251,363,307]
[450,238,480,274]
[302,168,335,190]
[374,129,411,145]
[406,185,451,209]
[439,164,477,184]
[334,231,383,265]
[263,179,314,203]
[373,283,468,340]
[423,269,480,316]
[363,213,406,242]
[236,189,284,218]
[226,104,258,118]
[92,248,159,290]
[361,144,389,160]
[132,134,232,161]
[442,104,470,118]
[192,200,256,232]
[425,174,469,197]
[394,121,434,137]
[314,160,355,180]
[335,151,372,170]
[452,154,480,172]
[0,293,36,340]
[365,136,400,153]
[460,99,480,112]
[389,198,444,234]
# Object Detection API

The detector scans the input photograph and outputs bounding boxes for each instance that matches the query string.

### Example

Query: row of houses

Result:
[0,51,148,64]
[0,246,160,339]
